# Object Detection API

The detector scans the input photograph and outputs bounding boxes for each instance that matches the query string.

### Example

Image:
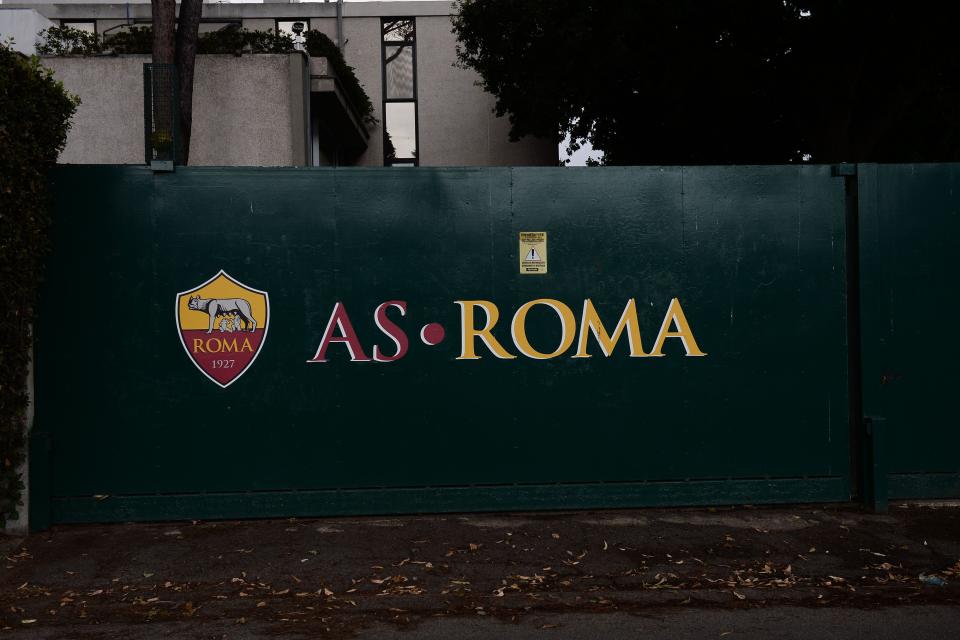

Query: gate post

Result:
[862,416,888,512]
[28,429,51,532]
[833,164,867,507]
[833,164,888,513]
[851,164,896,512]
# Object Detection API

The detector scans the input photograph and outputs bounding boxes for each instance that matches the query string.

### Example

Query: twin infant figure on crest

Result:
[217,313,244,333]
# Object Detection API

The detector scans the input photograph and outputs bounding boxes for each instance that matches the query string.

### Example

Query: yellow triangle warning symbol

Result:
[525,247,542,261]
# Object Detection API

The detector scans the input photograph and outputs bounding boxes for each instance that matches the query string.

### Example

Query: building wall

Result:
[297,13,555,166]
[340,17,384,167]
[292,16,387,167]
[415,16,556,167]
[43,56,145,164]
[11,1,556,167]
[190,54,306,166]
[0,8,54,54]
[323,13,554,167]
[46,54,307,166]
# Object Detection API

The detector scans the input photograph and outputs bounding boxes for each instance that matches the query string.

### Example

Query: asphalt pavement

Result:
[2,503,958,638]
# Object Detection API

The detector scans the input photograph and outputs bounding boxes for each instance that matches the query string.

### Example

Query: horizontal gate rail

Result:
[51,478,850,524]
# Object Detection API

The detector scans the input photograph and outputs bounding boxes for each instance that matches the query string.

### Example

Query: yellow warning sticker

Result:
[519,231,548,274]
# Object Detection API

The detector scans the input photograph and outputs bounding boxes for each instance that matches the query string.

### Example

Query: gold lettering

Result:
[649,298,707,357]
[455,300,516,360]
[511,299,576,359]
[574,299,647,358]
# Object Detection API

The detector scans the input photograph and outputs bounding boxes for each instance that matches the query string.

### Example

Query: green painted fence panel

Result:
[858,164,960,499]
[35,165,850,524]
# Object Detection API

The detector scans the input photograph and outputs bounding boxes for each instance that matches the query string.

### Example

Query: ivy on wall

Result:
[303,30,377,128]
[0,42,78,527]
[37,26,376,127]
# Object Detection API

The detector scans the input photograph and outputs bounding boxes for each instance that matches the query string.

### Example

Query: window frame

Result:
[380,17,419,167]
[60,20,98,35]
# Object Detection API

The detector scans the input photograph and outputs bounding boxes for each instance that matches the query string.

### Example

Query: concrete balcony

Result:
[309,56,370,165]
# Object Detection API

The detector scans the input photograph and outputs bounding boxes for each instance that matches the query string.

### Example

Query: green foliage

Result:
[0,43,78,527]
[35,26,376,126]
[104,27,154,55]
[196,27,294,55]
[304,30,376,127]
[453,0,960,165]
[35,25,102,56]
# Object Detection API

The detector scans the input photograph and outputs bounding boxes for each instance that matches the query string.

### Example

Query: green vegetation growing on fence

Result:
[36,26,375,126]
[0,42,78,527]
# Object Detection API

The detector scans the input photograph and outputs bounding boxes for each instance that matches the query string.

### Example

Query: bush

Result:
[35,25,102,56]
[104,26,153,55]
[0,43,78,527]
[196,26,294,55]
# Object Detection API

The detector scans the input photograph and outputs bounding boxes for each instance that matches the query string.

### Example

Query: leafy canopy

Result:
[453,0,960,165]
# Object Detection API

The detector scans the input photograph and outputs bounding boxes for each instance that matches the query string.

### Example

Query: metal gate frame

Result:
[26,163,959,529]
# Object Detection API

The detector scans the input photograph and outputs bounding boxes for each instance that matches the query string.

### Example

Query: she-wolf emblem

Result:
[188,295,257,333]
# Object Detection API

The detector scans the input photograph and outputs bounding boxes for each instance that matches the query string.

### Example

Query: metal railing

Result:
[143,63,178,170]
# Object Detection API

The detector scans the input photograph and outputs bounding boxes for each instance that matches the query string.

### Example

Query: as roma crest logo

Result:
[175,270,269,387]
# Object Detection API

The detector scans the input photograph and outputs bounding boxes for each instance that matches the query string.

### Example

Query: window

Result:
[385,103,417,158]
[61,21,97,35]
[198,22,243,35]
[381,18,418,166]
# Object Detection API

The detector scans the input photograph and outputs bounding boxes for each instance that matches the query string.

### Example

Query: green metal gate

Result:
[858,164,960,501]
[32,165,852,526]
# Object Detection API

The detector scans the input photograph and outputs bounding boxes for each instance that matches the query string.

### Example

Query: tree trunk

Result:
[175,0,203,165]
[151,0,176,64]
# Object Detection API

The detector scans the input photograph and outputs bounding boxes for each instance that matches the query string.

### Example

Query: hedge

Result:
[0,42,78,527]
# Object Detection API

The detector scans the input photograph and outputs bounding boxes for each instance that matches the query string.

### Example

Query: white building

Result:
[0,1,558,167]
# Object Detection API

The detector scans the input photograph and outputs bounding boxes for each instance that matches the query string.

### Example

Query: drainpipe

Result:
[337,0,344,52]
